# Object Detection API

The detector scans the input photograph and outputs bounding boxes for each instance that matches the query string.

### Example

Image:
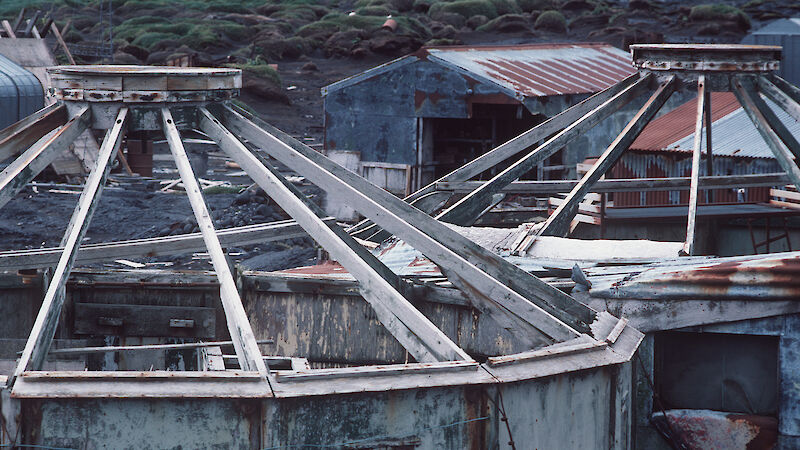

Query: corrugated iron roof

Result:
[322,43,635,98]
[631,92,800,159]
[424,43,635,98]
[631,92,741,152]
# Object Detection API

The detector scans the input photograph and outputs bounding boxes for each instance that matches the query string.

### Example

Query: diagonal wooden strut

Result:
[0,102,68,163]
[217,104,590,343]
[161,107,269,378]
[733,77,800,192]
[347,73,642,239]
[0,106,90,210]
[436,74,653,227]
[10,107,127,388]
[683,76,708,256]
[536,76,677,240]
[763,75,800,136]
[199,107,470,362]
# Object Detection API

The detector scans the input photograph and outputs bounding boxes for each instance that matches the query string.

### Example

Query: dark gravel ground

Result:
[0,145,322,272]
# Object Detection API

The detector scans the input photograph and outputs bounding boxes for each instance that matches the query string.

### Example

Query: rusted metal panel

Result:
[590,252,800,300]
[611,152,781,206]
[651,409,778,450]
[425,43,635,98]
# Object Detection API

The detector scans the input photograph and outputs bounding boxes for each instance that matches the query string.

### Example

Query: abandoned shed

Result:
[322,42,638,191]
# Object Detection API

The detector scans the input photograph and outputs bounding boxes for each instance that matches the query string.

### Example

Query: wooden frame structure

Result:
[349,44,800,257]
[1,65,640,399]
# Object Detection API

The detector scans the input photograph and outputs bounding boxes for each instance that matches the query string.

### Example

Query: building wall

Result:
[611,152,783,206]
[323,59,643,179]
[13,363,633,449]
[742,33,800,86]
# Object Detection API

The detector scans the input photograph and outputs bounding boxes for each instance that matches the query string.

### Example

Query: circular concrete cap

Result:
[46,65,242,103]
[629,44,782,72]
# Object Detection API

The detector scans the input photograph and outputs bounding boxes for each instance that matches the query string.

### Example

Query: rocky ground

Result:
[2,0,799,272]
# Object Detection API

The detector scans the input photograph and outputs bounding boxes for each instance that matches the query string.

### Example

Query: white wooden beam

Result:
[436,74,653,226]
[0,102,67,163]
[536,76,677,239]
[217,104,586,343]
[10,107,127,388]
[161,107,269,378]
[199,107,471,362]
[0,107,90,210]
[684,75,707,256]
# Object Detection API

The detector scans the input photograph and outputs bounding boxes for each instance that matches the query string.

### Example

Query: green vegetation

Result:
[226,59,281,86]
[517,0,553,12]
[429,1,498,20]
[689,3,750,28]
[534,9,566,32]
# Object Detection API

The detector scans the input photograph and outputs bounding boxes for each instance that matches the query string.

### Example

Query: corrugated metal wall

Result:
[742,33,800,86]
[0,52,43,129]
[611,152,782,207]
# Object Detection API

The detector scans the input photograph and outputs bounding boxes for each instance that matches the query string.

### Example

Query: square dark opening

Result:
[654,331,779,415]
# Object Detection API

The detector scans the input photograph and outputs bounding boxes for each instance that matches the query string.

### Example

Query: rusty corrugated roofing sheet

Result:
[631,92,741,151]
[631,92,800,159]
[424,43,636,97]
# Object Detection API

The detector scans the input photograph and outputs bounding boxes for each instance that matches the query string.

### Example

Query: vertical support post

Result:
[684,75,707,256]
[536,76,677,239]
[10,107,127,387]
[705,87,714,203]
[160,107,268,378]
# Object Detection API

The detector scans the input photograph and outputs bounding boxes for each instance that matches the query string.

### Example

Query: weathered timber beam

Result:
[216,104,589,342]
[434,173,790,193]
[537,76,677,238]
[436,73,654,226]
[0,103,67,163]
[684,75,707,256]
[162,107,269,378]
[733,77,800,191]
[759,76,800,159]
[10,107,126,388]
[0,219,322,270]
[200,107,470,362]
[766,74,800,123]
[741,77,800,161]
[346,74,642,238]
[0,107,90,210]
